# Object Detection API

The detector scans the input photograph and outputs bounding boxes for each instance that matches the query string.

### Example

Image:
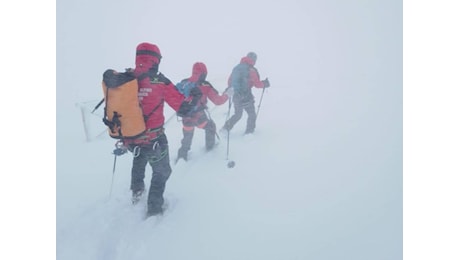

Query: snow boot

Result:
[131,189,144,205]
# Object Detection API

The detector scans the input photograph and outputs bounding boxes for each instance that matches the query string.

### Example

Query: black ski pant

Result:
[129,133,171,213]
[179,112,217,157]
[224,101,257,133]
[177,129,194,159]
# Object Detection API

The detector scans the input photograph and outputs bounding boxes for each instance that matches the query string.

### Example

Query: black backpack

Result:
[176,83,203,117]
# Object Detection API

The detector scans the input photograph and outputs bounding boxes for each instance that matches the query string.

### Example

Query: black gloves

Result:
[113,141,127,156]
[113,147,127,156]
[262,78,270,88]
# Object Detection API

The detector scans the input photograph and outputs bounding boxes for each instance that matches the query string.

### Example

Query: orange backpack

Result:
[101,69,146,139]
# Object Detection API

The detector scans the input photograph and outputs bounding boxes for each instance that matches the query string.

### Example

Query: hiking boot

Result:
[131,189,144,205]
[206,144,215,151]
[244,129,254,135]
[177,147,188,161]
[146,206,164,218]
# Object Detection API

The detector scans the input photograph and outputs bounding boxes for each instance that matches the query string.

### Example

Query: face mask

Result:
[147,63,159,76]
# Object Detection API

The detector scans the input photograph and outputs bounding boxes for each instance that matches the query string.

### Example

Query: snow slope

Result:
[57,0,402,259]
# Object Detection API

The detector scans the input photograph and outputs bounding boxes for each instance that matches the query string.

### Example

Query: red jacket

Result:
[197,82,228,107]
[187,62,229,109]
[135,71,185,130]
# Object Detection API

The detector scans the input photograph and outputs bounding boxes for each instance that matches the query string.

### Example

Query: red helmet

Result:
[135,42,162,73]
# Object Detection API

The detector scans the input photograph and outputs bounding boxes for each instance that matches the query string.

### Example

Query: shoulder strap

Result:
[202,81,219,95]
[143,99,163,122]
[136,72,168,122]
[251,66,260,80]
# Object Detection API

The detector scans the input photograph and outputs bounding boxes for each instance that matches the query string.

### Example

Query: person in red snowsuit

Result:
[123,42,191,217]
[222,52,270,134]
[176,62,231,162]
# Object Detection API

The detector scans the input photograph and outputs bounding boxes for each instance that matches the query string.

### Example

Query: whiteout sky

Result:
[2,1,460,260]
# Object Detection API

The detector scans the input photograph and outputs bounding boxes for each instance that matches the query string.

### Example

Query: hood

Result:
[240,56,255,66]
[135,42,162,74]
[189,62,208,83]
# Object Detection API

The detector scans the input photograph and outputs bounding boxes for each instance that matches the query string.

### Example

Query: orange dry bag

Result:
[102,69,146,139]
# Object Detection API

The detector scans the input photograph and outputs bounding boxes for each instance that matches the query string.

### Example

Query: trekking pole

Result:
[256,87,266,119]
[108,154,117,199]
[108,141,127,199]
[224,98,236,168]
[226,128,230,160]
[225,97,232,160]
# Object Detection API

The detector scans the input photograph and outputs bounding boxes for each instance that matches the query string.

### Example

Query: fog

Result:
[56,0,402,259]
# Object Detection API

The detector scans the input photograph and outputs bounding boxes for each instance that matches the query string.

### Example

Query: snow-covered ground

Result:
[55,0,405,259]
[58,81,402,260]
[54,1,403,259]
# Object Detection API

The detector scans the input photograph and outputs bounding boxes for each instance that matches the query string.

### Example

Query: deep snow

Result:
[56,0,402,259]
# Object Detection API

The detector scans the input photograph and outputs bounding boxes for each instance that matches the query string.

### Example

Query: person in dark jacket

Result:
[222,52,270,134]
[176,62,231,162]
[122,42,195,217]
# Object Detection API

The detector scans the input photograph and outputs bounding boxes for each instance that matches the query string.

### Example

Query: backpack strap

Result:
[252,66,260,80]
[143,99,163,122]
[136,72,169,122]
